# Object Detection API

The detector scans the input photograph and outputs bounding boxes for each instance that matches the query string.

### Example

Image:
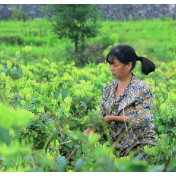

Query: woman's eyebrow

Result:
[110,62,117,64]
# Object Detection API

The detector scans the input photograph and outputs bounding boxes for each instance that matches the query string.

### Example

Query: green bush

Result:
[64,33,116,66]
[0,33,24,45]
[41,4,101,53]
[0,47,176,171]
[11,8,29,21]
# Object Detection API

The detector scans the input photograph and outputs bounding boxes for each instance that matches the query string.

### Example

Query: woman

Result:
[85,45,157,157]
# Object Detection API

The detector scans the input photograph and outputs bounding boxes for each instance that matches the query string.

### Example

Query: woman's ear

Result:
[127,62,132,71]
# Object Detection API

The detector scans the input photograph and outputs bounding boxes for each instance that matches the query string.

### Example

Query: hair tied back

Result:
[136,56,142,62]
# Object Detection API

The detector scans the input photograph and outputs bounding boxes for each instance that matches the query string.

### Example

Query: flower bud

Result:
[21,100,26,106]
[26,93,32,101]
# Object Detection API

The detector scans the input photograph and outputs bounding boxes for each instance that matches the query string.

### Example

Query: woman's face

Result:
[109,58,132,79]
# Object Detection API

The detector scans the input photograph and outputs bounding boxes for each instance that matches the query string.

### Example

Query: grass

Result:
[0,18,176,64]
[99,19,176,61]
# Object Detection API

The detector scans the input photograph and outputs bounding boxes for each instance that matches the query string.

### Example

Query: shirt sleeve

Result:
[127,88,154,129]
[100,89,106,118]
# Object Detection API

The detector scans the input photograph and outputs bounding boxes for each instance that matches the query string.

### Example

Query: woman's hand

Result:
[103,116,113,124]
[83,128,96,135]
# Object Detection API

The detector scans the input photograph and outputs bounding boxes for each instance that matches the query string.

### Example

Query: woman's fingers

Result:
[83,128,96,135]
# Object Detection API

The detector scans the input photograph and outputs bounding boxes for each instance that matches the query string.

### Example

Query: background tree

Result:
[41,4,102,53]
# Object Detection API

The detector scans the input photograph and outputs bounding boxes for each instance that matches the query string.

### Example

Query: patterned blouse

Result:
[100,74,157,157]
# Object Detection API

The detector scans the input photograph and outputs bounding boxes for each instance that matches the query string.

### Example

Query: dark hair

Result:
[106,45,155,75]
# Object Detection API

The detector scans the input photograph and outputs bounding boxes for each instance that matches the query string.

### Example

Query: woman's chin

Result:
[113,75,118,79]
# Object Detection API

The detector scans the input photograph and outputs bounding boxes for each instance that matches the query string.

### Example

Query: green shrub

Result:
[0,47,176,171]
[63,33,116,66]
[11,8,29,21]
[41,4,102,53]
[0,33,24,45]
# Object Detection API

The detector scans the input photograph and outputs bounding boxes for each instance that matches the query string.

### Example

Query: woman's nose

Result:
[110,65,114,71]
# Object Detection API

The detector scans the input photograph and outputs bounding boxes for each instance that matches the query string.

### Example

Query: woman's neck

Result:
[118,72,133,88]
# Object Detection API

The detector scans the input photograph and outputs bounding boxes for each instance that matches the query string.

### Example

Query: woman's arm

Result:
[83,115,135,134]
[103,115,135,124]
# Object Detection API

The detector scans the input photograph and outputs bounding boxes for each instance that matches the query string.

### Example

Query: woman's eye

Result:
[109,64,118,67]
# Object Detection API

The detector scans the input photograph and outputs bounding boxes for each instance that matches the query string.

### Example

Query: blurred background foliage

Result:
[0,5,176,66]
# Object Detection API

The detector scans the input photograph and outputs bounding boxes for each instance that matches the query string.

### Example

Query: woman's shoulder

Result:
[132,75,152,94]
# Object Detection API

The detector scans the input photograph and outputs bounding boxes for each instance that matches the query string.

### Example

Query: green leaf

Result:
[47,119,55,124]
[31,93,38,99]
[57,107,64,119]
[161,108,170,114]
[15,64,20,71]
[31,106,37,111]
[62,90,68,100]
[26,83,31,88]
[99,84,104,93]
[42,96,48,103]
[148,165,164,172]
[88,131,101,145]
[25,101,30,109]
[27,121,35,128]
[19,54,24,61]
[71,117,80,121]
[65,141,73,148]
[0,69,8,73]
[23,59,27,66]
[74,159,86,172]
[43,134,53,150]
[17,98,21,104]
[31,97,37,104]
[56,156,67,172]
[158,125,164,133]
[166,155,176,172]
[0,127,10,145]
[75,148,82,157]
[54,91,60,99]
[35,155,55,170]
[23,81,27,87]
[57,114,64,120]
[23,81,31,87]
[164,138,170,145]
[81,142,88,154]
[80,101,87,111]
[41,69,45,76]
[10,69,21,76]
[14,104,20,109]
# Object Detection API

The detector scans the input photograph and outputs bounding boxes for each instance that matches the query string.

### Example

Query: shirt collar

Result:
[111,73,137,99]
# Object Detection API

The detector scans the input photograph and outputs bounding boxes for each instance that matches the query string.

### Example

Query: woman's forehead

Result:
[110,57,121,64]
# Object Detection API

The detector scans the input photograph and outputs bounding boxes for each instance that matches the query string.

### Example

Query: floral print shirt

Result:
[100,74,157,157]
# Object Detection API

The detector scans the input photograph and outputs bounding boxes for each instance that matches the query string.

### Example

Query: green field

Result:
[1,18,176,64]
[0,18,176,172]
